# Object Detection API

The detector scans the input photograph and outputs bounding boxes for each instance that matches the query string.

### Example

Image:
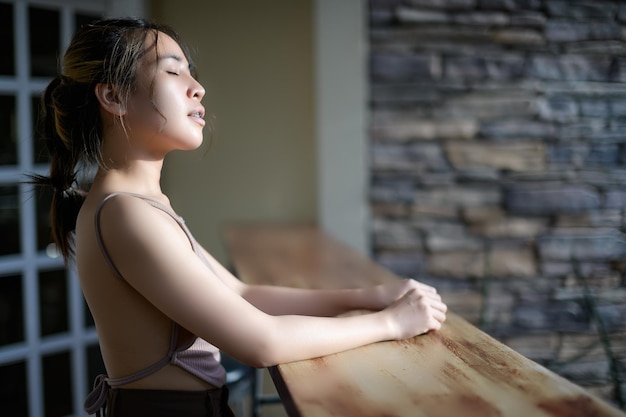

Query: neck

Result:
[95,159,165,197]
[97,127,168,198]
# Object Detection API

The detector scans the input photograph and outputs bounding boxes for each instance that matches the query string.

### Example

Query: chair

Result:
[222,353,255,416]
[252,368,282,416]
[222,353,282,417]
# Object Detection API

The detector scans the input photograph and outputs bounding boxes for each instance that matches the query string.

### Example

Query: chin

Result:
[182,139,204,151]
[172,133,204,151]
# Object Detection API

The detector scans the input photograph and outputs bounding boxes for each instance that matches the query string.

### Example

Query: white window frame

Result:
[0,1,143,416]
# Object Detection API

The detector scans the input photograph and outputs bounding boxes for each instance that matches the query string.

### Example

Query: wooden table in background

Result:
[224,224,625,417]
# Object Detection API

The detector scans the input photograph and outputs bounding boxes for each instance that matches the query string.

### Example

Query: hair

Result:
[29,17,197,262]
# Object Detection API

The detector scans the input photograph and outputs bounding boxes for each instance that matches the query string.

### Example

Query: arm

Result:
[198,244,439,317]
[99,196,446,367]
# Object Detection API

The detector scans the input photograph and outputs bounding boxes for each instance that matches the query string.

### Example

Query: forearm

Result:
[241,284,384,316]
[208,280,444,368]
[252,310,393,366]
[251,282,446,366]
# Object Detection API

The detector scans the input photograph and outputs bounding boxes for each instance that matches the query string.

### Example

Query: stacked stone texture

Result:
[369,0,626,405]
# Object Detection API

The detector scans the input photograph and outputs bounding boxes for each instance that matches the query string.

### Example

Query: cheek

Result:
[125,78,186,133]
[126,92,167,129]
[151,83,184,119]
[125,87,154,117]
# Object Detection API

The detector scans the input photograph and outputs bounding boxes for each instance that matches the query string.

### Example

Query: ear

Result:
[94,83,127,116]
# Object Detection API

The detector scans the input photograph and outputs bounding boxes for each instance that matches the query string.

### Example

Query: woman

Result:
[33,18,447,417]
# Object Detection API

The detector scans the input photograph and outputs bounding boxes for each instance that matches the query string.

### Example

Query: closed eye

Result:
[166,71,180,76]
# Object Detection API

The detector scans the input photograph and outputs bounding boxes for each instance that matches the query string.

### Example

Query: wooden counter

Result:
[224,224,625,417]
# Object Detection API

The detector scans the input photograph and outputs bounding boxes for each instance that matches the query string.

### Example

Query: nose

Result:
[190,79,205,100]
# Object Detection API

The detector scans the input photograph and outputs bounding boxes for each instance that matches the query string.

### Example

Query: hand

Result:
[382,284,447,339]
[372,278,440,309]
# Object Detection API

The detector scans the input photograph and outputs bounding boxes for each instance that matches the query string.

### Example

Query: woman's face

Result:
[124,31,206,157]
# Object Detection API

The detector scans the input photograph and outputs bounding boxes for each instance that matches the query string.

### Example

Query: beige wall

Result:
[151,0,316,263]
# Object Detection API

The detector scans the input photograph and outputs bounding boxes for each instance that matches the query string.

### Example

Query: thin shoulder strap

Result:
[94,193,126,280]
[94,192,203,280]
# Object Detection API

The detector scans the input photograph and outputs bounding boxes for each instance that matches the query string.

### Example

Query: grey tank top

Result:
[83,192,227,416]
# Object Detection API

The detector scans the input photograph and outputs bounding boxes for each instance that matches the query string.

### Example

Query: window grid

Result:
[0,1,105,416]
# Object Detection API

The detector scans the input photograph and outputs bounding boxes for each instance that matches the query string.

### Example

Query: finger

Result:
[432,308,447,323]
[420,290,442,303]
[412,281,437,293]
[427,317,442,331]
[430,299,448,313]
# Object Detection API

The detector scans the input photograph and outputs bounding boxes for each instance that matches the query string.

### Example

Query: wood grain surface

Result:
[224,224,626,417]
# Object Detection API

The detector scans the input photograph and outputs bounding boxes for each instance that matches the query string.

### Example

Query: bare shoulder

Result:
[93,193,195,280]
[102,192,186,235]
[96,194,164,239]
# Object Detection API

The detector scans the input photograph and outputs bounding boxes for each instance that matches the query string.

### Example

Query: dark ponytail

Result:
[29,75,94,261]
[28,17,195,262]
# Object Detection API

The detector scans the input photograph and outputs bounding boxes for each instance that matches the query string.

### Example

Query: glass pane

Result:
[0,3,15,76]
[0,361,29,417]
[36,187,54,252]
[0,185,20,255]
[0,95,17,166]
[43,351,73,417]
[29,7,60,77]
[75,13,101,32]
[32,94,50,164]
[0,274,24,346]
[39,269,68,337]
[86,344,106,391]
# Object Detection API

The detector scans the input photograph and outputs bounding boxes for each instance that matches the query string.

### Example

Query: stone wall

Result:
[368,0,626,407]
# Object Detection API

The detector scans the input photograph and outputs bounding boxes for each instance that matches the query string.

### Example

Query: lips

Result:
[189,107,206,126]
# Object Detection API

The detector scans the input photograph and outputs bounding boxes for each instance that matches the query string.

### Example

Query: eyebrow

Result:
[160,54,184,63]
[157,53,193,73]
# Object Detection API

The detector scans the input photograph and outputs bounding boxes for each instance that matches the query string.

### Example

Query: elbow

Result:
[245,356,277,369]
[233,326,285,368]
[219,312,295,368]
[238,340,283,369]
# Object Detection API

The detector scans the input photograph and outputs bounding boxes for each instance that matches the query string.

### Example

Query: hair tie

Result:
[49,174,75,194]
[52,179,68,193]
